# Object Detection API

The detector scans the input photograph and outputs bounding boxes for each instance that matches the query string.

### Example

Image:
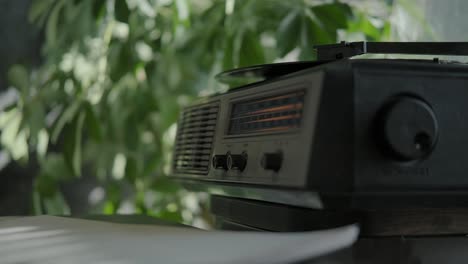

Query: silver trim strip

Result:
[182,181,323,209]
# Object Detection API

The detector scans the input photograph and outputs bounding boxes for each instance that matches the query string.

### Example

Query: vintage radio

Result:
[171,42,468,214]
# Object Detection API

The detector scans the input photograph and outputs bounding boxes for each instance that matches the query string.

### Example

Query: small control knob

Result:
[377,96,438,161]
[227,152,247,171]
[212,155,228,170]
[261,152,283,171]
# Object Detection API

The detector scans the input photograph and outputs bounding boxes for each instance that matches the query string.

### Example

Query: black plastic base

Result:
[211,195,468,263]
[211,195,357,232]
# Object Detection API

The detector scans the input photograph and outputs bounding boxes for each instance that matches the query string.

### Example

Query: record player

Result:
[170,42,468,238]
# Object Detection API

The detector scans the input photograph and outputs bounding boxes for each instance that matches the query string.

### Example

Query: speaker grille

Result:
[173,102,219,175]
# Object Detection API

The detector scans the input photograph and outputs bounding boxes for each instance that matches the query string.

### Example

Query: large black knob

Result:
[261,152,283,172]
[377,96,438,161]
[212,155,228,170]
[227,152,247,171]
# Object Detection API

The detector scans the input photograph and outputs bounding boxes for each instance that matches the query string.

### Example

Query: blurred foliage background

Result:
[0,0,423,226]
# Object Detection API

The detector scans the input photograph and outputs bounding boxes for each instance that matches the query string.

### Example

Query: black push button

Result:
[212,155,228,170]
[227,152,247,171]
[261,152,283,171]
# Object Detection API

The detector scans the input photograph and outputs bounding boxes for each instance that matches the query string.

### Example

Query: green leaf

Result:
[73,0,94,41]
[222,34,235,70]
[109,42,133,82]
[312,3,351,31]
[125,114,139,151]
[158,95,180,131]
[43,191,70,215]
[37,129,49,161]
[84,102,103,141]
[298,11,334,60]
[115,0,130,23]
[347,13,381,41]
[35,153,73,213]
[25,100,46,145]
[35,174,59,198]
[381,21,392,41]
[103,201,116,214]
[276,9,302,57]
[8,65,29,95]
[0,109,18,129]
[32,190,43,215]
[141,151,160,178]
[238,29,265,67]
[125,156,138,183]
[175,0,191,27]
[63,1,81,24]
[45,0,65,48]
[51,101,81,143]
[0,111,28,160]
[28,0,55,24]
[303,10,335,45]
[155,209,183,223]
[92,0,106,19]
[63,111,86,177]
[106,182,122,209]
[152,176,180,194]
[40,153,73,181]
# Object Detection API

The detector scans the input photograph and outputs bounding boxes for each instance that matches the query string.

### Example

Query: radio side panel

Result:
[353,63,468,192]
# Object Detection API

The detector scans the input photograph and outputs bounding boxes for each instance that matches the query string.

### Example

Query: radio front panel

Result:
[173,70,324,188]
